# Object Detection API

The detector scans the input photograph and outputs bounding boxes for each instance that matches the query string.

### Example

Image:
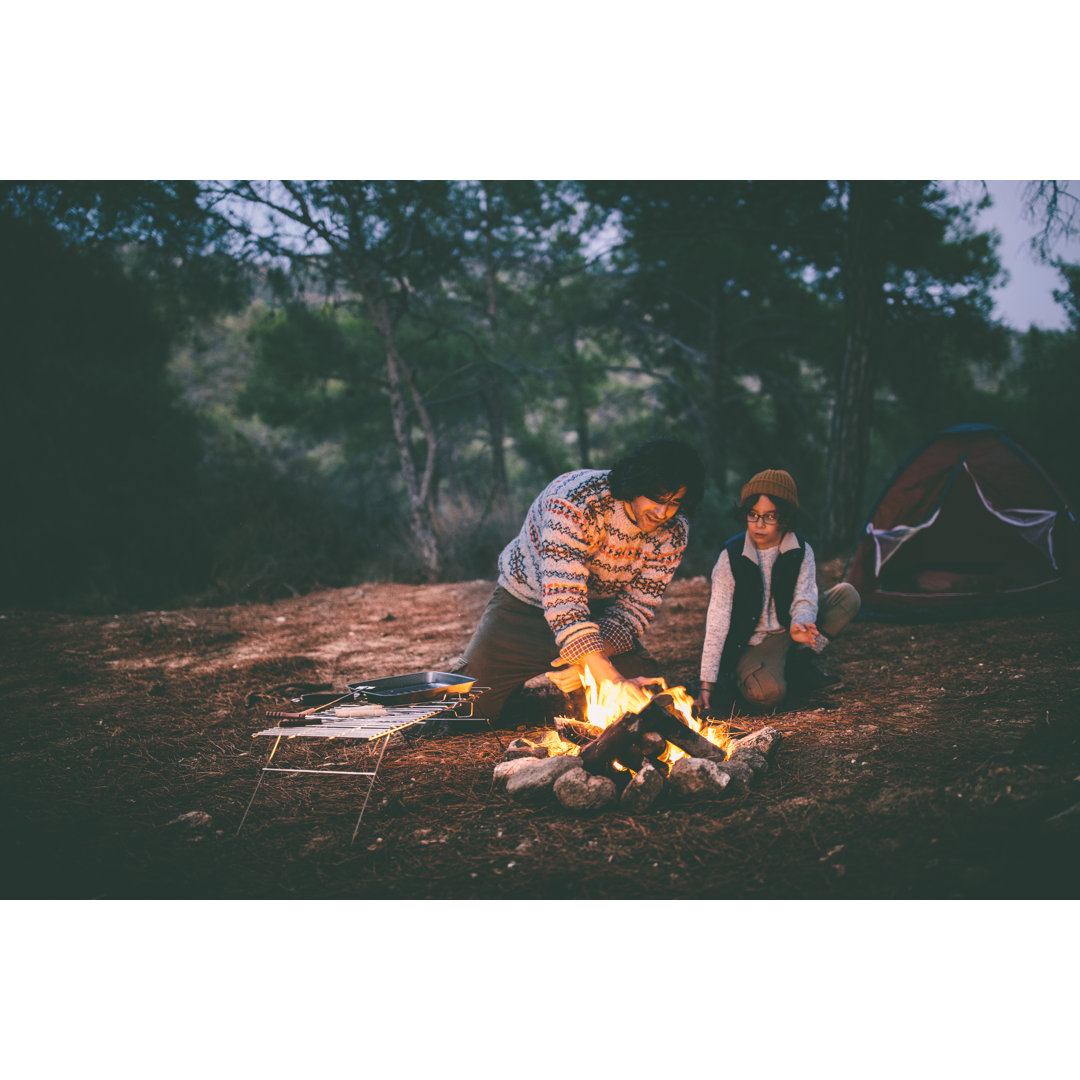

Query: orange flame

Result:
[580,666,655,728]
[552,672,733,768]
[654,684,733,764]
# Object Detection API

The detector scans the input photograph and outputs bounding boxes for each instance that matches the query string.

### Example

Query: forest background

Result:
[2,179,1078,613]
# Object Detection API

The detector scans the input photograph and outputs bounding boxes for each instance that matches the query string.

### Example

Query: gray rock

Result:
[727,745,769,774]
[493,756,548,788]
[554,768,617,811]
[716,759,754,795]
[732,725,782,759]
[620,761,664,813]
[505,754,582,803]
[669,757,731,798]
[669,757,754,799]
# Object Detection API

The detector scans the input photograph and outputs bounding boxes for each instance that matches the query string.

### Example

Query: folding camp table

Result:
[237,689,496,843]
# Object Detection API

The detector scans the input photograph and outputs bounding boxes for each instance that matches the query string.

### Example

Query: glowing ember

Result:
[536,729,580,756]
[553,670,733,768]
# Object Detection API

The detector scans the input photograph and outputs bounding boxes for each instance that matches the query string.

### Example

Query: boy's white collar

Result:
[742,530,799,557]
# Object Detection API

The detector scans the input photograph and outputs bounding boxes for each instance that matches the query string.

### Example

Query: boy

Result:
[696,468,860,714]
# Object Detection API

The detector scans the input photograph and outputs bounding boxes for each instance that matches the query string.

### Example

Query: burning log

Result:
[503,737,550,760]
[579,691,726,776]
[634,693,728,760]
[553,715,596,746]
[579,714,642,776]
[639,731,667,760]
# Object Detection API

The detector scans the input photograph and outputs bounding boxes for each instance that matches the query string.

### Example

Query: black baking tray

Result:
[347,671,476,705]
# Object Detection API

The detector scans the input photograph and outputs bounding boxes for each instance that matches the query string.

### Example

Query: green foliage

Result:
[0,181,249,333]
[0,213,211,608]
[6,179,1068,608]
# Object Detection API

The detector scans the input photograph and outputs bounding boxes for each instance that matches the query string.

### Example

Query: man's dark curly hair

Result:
[609,439,705,514]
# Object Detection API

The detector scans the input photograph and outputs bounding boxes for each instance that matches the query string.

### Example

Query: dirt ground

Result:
[3,572,1080,900]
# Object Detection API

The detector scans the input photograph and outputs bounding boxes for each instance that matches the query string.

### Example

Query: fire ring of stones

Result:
[493,692,781,814]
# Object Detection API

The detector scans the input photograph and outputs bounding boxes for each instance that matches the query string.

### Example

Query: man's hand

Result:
[628,675,667,692]
[789,621,820,646]
[546,652,664,695]
[544,657,584,693]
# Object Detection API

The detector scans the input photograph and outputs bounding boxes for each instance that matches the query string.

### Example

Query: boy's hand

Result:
[789,621,820,646]
[695,681,714,715]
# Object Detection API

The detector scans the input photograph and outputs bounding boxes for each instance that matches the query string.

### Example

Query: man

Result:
[455,438,705,725]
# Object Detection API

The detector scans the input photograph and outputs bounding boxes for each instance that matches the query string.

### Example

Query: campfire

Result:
[544,670,733,766]
[495,674,781,813]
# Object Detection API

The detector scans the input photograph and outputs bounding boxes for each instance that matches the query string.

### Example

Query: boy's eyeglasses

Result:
[746,510,779,524]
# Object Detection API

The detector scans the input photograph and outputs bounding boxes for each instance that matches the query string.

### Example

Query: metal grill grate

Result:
[255,700,461,741]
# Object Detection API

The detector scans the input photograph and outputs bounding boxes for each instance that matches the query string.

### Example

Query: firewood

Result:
[579,713,639,774]
[639,731,667,759]
[503,737,549,761]
[627,696,727,762]
[579,692,725,775]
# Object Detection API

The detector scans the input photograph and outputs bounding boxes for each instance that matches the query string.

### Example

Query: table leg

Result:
[236,735,281,835]
[350,734,390,845]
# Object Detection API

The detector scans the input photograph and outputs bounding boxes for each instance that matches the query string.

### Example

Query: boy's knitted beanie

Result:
[741,468,799,508]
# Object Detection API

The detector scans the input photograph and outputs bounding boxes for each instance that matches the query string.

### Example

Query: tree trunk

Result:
[572,356,592,469]
[481,184,510,504]
[705,280,726,487]
[366,287,442,581]
[822,181,886,557]
[561,329,592,469]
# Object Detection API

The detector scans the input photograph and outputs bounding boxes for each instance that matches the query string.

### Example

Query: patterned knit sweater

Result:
[497,469,689,663]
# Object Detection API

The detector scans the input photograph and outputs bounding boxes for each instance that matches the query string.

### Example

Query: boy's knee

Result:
[739,666,785,707]
[820,582,861,638]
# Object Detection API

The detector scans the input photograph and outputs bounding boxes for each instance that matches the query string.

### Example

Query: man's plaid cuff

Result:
[560,631,606,663]
[597,618,634,657]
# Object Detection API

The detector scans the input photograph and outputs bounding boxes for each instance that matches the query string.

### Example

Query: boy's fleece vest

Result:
[720,531,807,673]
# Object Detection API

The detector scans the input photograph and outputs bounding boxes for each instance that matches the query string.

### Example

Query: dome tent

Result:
[845,424,1079,614]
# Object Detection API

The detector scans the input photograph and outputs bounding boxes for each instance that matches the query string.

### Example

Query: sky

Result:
[969,180,1079,331]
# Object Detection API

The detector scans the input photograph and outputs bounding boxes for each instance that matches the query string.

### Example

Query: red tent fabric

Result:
[846,424,1079,613]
